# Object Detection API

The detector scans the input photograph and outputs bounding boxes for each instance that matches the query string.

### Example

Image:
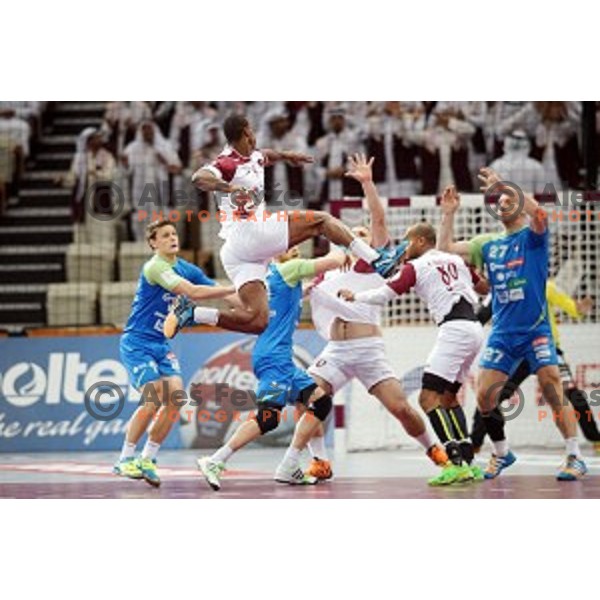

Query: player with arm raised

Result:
[339,222,488,485]
[114,220,235,487]
[163,115,405,339]
[437,172,587,480]
[306,154,449,474]
[195,246,348,491]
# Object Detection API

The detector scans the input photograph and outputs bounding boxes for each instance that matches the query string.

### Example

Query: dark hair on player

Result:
[407,222,437,246]
[223,114,249,143]
[145,219,177,248]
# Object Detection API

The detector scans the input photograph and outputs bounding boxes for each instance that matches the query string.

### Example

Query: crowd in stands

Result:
[0,101,44,214]
[1,101,595,233]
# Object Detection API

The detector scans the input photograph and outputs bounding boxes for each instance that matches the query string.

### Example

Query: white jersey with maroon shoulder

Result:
[390,249,478,325]
[203,145,266,240]
[310,259,384,340]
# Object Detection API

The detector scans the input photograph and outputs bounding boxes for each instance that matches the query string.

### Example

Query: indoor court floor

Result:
[1,448,599,499]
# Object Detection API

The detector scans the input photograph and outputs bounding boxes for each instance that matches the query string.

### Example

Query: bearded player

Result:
[306,154,448,473]
[339,222,489,485]
[437,173,588,481]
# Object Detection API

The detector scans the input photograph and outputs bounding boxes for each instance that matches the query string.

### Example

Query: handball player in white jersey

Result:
[164,115,403,338]
[339,220,489,485]
[306,154,449,470]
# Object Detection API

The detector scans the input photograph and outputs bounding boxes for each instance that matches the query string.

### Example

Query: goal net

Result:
[329,194,600,450]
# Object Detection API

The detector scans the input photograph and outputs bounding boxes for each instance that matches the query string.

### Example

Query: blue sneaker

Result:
[371,241,409,278]
[163,295,195,339]
[556,455,588,481]
[484,450,517,479]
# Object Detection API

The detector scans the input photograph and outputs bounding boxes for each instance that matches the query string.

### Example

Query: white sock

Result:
[193,306,219,326]
[566,437,581,458]
[492,439,509,457]
[119,441,136,461]
[282,446,301,466]
[210,444,234,465]
[349,238,379,263]
[414,431,433,451]
[141,440,160,461]
[308,436,328,460]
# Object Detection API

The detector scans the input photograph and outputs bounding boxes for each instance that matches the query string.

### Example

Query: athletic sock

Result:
[427,408,462,465]
[349,238,379,263]
[415,431,434,451]
[119,441,136,461]
[210,444,234,465]
[565,437,582,458]
[308,436,328,461]
[492,440,509,457]
[282,446,301,466]
[141,441,160,461]
[193,306,219,326]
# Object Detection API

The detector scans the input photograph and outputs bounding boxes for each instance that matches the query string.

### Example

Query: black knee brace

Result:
[422,372,451,394]
[447,381,462,395]
[255,404,282,435]
[310,394,333,422]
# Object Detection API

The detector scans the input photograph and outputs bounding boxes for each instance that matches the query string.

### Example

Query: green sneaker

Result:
[454,464,475,484]
[137,457,161,487]
[470,464,485,481]
[113,457,143,479]
[428,464,461,486]
[197,456,226,491]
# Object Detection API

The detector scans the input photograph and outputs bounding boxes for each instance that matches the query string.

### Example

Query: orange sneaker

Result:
[305,458,333,481]
[427,444,449,467]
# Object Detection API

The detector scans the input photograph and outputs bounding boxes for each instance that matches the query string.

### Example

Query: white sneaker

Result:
[197,456,225,491]
[274,462,318,485]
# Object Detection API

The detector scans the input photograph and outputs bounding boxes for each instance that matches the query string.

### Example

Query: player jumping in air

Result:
[163,114,404,339]
[339,221,489,485]
[177,245,347,490]
[437,170,588,480]
[114,220,234,487]
[306,154,449,472]
[471,283,598,453]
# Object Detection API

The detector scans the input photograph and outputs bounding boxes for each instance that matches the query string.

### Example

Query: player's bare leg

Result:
[213,281,270,334]
[537,365,587,480]
[476,368,517,479]
[114,380,162,479]
[287,210,404,275]
[370,378,448,469]
[301,375,334,480]
[197,405,286,490]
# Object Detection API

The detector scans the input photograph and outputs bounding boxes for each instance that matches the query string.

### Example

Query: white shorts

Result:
[308,336,396,394]
[220,215,289,289]
[425,320,484,385]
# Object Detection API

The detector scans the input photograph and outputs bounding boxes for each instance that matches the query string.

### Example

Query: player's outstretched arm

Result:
[172,280,236,303]
[262,148,314,167]
[338,262,416,305]
[478,166,547,234]
[437,185,471,259]
[311,248,350,275]
[345,153,389,248]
